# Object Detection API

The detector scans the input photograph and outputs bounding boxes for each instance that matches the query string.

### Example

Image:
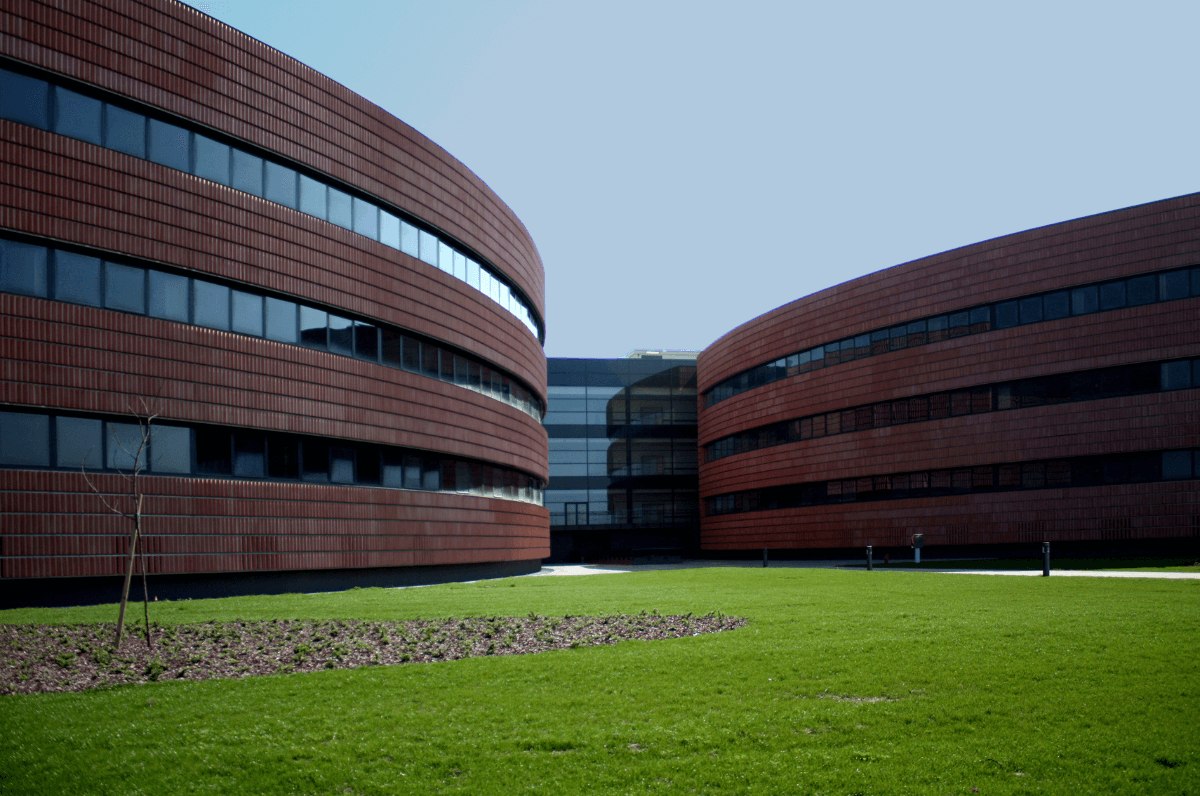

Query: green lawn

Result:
[866,557,1200,572]
[2,568,1198,794]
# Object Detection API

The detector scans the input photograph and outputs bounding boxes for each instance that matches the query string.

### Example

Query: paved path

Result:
[532,561,1200,580]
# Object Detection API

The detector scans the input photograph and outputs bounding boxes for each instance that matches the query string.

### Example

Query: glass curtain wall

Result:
[545,356,698,563]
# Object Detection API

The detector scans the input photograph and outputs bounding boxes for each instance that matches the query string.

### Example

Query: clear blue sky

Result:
[191,0,1199,358]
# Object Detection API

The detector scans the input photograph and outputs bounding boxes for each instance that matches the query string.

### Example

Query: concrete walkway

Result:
[531,561,1200,580]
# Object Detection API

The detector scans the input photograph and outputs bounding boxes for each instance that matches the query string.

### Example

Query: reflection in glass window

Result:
[265,297,298,342]
[353,197,379,239]
[380,211,400,248]
[147,119,190,171]
[0,239,48,297]
[148,270,189,322]
[466,258,480,289]
[104,261,145,313]
[193,280,231,330]
[54,251,102,306]
[1099,281,1126,311]
[56,416,102,469]
[263,161,298,209]
[0,69,49,127]
[380,326,402,366]
[233,432,266,477]
[1127,274,1157,306]
[1160,270,1191,301]
[105,105,145,158]
[400,221,420,258]
[419,230,439,266]
[331,446,355,484]
[1018,295,1043,324]
[230,149,264,196]
[151,425,191,473]
[231,289,264,336]
[1043,290,1070,320]
[1071,285,1099,315]
[353,321,378,360]
[106,422,146,471]
[299,306,327,348]
[298,174,327,218]
[328,188,353,229]
[54,87,102,144]
[438,242,454,273]
[193,134,231,185]
[328,314,353,355]
[0,411,50,466]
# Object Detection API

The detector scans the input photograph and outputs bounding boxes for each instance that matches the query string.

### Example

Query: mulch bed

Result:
[1,613,745,695]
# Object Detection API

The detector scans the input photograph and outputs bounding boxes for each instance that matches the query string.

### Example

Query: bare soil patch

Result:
[1,613,744,695]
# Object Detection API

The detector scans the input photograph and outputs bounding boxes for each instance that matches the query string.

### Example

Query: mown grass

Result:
[1,568,1197,794]
[870,557,1200,572]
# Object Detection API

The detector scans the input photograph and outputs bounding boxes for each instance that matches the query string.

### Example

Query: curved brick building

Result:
[699,195,1200,555]
[0,0,548,600]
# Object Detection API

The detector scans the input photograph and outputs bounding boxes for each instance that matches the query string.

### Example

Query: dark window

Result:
[1193,267,1200,297]
[0,239,48,297]
[263,161,298,208]
[331,446,355,484]
[929,393,950,419]
[1126,274,1156,306]
[104,262,145,313]
[1162,361,1192,390]
[947,311,969,337]
[888,324,906,350]
[353,321,378,361]
[381,327,402,366]
[230,149,263,196]
[232,432,266,477]
[1160,270,1191,301]
[148,270,189,321]
[420,342,440,378]
[968,307,990,332]
[1162,451,1193,480]
[54,87,102,144]
[402,454,423,489]
[908,396,929,422]
[231,290,264,337]
[301,439,330,481]
[422,459,441,490]
[299,306,327,348]
[327,188,353,229]
[927,316,948,343]
[147,118,189,171]
[195,428,233,475]
[994,300,1019,329]
[0,69,49,127]
[327,314,353,355]
[151,425,191,473]
[1071,285,1099,315]
[356,449,381,485]
[54,251,102,306]
[193,280,230,330]
[1099,281,1126,311]
[0,411,50,466]
[104,105,145,158]
[950,391,972,416]
[106,421,146,471]
[381,451,404,487]
[298,175,327,219]
[353,197,379,239]
[1018,295,1043,324]
[55,415,102,469]
[1043,290,1070,320]
[401,334,421,371]
[267,436,299,479]
[264,297,297,343]
[193,134,231,185]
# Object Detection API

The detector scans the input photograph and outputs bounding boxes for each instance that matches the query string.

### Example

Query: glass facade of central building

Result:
[545,355,699,562]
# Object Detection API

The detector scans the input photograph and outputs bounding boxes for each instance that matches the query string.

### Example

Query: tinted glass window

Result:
[195,428,232,474]
[438,241,454,273]
[1071,285,1099,315]
[147,270,189,322]
[1162,451,1192,480]
[104,105,145,158]
[230,149,263,196]
[0,411,50,466]
[193,280,231,330]
[1160,270,1191,301]
[264,297,297,342]
[1162,361,1192,390]
[1018,295,1043,324]
[0,69,49,127]
[301,439,329,481]
[969,307,990,330]
[327,188,353,229]
[357,449,381,485]
[151,424,191,473]
[331,446,355,484]
[400,221,420,257]
[466,258,480,290]
[418,231,439,265]
[193,134,231,184]
[0,239,48,297]
[381,327,402,366]
[353,321,378,360]
[233,432,266,477]
[104,262,145,313]
[380,211,400,248]
[231,289,264,336]
[1126,274,1156,306]
[263,161,297,208]
[267,436,299,479]
[147,118,190,171]
[299,306,327,348]
[56,415,102,469]
[106,421,146,471]
[994,300,1019,328]
[1099,281,1126,310]
[54,251,102,305]
[328,314,353,355]
[53,87,102,144]
[298,175,327,219]
[401,334,420,371]
[1043,290,1069,320]
[419,341,439,377]
[353,197,379,239]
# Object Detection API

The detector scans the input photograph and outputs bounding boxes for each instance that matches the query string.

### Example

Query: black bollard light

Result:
[867,545,873,571]
[1042,541,1050,577]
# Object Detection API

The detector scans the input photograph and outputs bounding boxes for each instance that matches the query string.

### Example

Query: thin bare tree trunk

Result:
[115,494,143,648]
